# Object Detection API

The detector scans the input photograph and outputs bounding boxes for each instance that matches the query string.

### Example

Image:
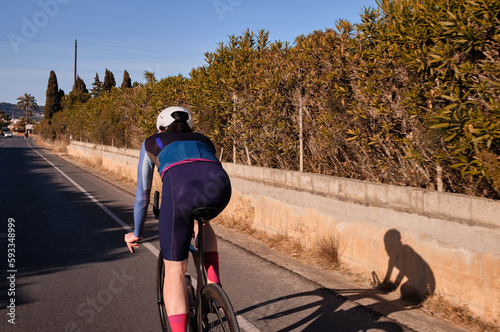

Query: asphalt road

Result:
[0,136,415,331]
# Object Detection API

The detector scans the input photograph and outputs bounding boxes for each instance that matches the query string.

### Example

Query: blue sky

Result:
[0,0,378,106]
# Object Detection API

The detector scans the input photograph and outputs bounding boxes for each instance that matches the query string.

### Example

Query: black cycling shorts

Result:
[159,161,231,261]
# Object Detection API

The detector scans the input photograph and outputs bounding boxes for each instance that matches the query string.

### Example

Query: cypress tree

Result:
[44,70,62,123]
[121,70,132,89]
[103,68,116,92]
[73,75,89,93]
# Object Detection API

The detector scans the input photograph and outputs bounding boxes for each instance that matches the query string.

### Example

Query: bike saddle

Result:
[190,207,220,222]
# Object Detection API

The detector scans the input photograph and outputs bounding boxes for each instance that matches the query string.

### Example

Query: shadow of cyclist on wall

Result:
[236,229,437,331]
[376,229,436,305]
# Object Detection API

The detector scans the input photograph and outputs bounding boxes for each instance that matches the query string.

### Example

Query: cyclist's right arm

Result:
[133,141,155,238]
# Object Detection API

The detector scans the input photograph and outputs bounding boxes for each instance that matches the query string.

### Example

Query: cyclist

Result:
[24,131,28,140]
[124,106,232,332]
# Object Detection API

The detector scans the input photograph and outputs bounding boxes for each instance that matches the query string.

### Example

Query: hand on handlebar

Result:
[124,232,141,253]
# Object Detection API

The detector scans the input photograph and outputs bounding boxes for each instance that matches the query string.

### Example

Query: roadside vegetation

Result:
[36,0,500,199]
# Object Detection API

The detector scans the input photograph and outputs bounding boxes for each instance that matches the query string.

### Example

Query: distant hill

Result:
[0,102,44,121]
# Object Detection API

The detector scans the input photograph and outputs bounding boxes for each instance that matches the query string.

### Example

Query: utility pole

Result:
[74,39,77,87]
[299,95,304,172]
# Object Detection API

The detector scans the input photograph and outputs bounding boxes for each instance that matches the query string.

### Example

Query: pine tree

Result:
[44,70,62,123]
[103,68,116,92]
[91,73,103,97]
[121,70,132,89]
[144,71,157,84]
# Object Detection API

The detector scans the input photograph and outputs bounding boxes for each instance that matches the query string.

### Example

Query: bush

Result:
[41,0,500,198]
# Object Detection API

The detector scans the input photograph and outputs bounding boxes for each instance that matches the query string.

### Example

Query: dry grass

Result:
[421,294,499,332]
[34,136,68,153]
[313,234,341,269]
[216,215,341,271]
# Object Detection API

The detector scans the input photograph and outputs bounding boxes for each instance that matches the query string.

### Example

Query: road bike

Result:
[153,191,240,332]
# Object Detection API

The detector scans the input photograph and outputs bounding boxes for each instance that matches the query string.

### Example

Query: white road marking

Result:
[28,140,159,254]
[0,138,14,146]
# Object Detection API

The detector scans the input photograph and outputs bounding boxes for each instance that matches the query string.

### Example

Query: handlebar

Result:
[138,235,159,243]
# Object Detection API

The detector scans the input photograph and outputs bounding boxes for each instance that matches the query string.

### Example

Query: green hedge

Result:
[37,0,500,198]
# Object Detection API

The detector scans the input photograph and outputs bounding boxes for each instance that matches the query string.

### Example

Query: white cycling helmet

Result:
[156,106,193,131]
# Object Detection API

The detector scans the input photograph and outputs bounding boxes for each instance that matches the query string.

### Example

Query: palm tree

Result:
[16,93,39,124]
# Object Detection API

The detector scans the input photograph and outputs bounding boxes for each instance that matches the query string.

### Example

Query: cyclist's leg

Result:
[204,250,221,287]
[193,163,231,287]
[163,258,189,332]
[162,161,232,298]
[159,169,196,332]
[193,220,221,286]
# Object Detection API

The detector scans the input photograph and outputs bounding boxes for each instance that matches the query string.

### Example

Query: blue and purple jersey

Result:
[133,132,220,237]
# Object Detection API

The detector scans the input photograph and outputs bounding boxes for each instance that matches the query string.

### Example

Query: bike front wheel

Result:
[200,283,240,332]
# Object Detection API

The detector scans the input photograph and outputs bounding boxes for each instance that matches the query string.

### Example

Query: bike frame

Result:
[190,215,212,332]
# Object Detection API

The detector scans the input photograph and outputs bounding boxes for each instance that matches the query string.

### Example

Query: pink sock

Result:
[168,313,188,332]
[204,252,221,287]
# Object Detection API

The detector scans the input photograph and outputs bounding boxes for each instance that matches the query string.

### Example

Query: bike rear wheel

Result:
[200,283,240,332]
[156,252,171,332]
